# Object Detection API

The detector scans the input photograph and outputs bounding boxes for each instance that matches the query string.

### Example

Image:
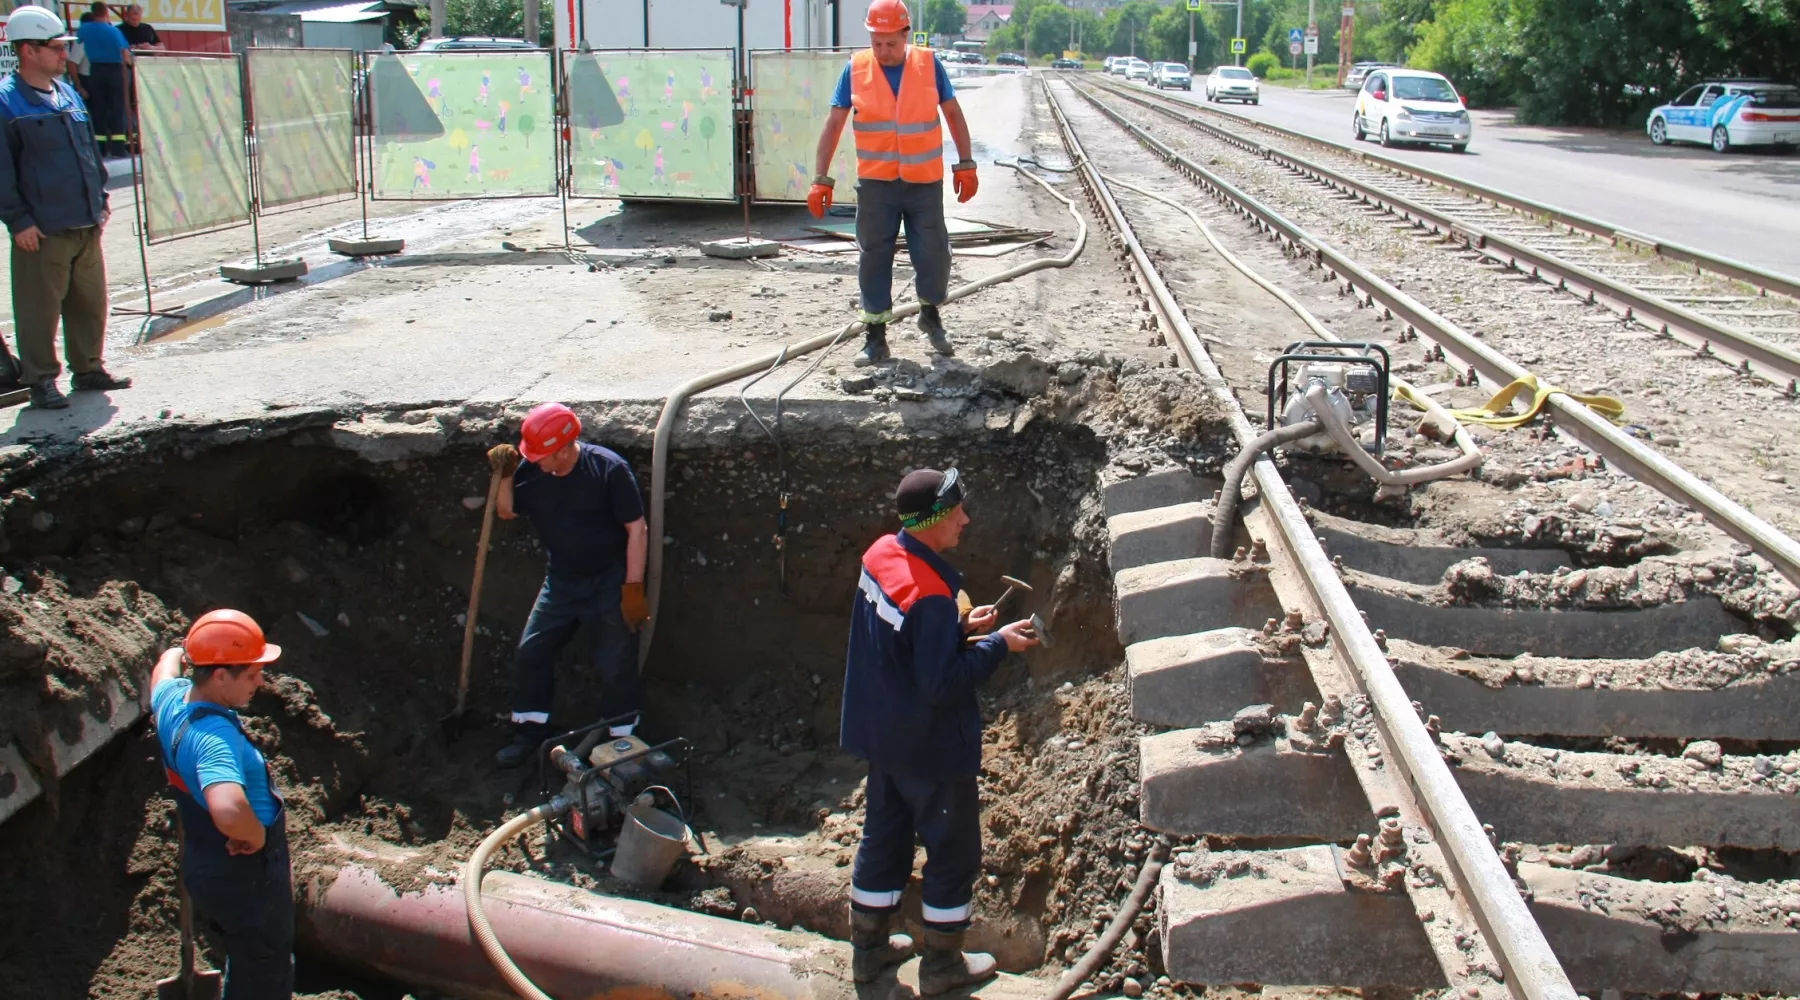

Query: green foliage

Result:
[1408,0,1518,106]
[924,0,968,37]
[1028,3,1072,55]
[1246,51,1278,77]
[1145,3,1208,63]
[436,0,553,46]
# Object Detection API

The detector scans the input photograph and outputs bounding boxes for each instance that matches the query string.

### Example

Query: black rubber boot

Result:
[28,380,69,410]
[850,908,914,983]
[918,928,997,996]
[71,368,133,391]
[854,324,891,367]
[918,304,954,356]
[494,725,549,768]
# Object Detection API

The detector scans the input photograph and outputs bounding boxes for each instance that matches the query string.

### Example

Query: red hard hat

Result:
[185,609,281,667]
[520,402,582,463]
[865,0,910,33]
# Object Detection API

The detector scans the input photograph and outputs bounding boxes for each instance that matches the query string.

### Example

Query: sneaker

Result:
[71,368,132,391]
[918,305,954,357]
[28,380,69,410]
[853,324,892,367]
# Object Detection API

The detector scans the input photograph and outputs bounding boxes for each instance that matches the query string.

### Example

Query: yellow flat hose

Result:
[1413,373,1625,431]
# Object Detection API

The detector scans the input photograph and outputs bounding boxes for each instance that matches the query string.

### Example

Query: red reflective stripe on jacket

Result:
[861,533,952,614]
[850,47,945,183]
[165,767,192,795]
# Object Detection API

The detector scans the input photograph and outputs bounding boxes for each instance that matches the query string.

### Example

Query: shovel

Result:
[157,828,222,1000]
[443,469,503,740]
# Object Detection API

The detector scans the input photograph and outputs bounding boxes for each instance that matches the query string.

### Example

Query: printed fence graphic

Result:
[134,54,251,242]
[750,49,858,205]
[369,50,557,199]
[565,49,735,201]
[247,48,355,210]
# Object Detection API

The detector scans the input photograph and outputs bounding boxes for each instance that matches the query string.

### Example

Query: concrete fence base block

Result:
[1139,730,1364,838]
[1114,558,1280,646]
[1446,734,1800,849]
[1128,628,1315,727]
[1160,847,1444,988]
[220,259,309,285]
[329,237,406,257]
[1523,863,1800,994]
[1108,502,1215,572]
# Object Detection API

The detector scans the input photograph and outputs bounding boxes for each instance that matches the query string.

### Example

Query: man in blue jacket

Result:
[841,467,1038,995]
[0,5,132,409]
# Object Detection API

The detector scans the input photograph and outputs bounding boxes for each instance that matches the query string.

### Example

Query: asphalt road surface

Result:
[1142,80,1800,278]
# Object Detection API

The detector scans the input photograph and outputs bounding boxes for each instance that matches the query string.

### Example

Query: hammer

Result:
[993,574,1032,612]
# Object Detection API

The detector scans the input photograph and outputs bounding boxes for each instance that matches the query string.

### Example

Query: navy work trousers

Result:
[854,178,951,321]
[85,63,128,149]
[183,810,294,999]
[850,761,981,931]
[510,566,643,732]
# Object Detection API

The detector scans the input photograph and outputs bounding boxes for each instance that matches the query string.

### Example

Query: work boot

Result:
[854,323,891,367]
[918,304,954,357]
[28,379,69,410]
[850,908,914,983]
[71,368,132,391]
[494,725,549,768]
[918,927,997,996]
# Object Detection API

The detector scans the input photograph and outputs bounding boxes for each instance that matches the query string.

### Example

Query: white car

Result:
[1108,57,1130,77]
[1352,67,1471,151]
[1126,59,1151,82]
[1205,66,1259,104]
[1154,63,1192,91]
[1647,80,1800,153]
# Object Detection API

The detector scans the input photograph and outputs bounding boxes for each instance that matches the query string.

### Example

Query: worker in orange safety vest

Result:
[809,0,977,367]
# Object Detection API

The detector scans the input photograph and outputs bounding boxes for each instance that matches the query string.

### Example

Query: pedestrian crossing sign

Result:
[1186,0,1202,10]
[914,31,928,46]
[1231,37,1247,53]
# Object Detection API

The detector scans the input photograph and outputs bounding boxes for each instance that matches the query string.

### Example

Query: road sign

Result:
[1188,0,1202,9]
[1289,28,1304,43]
[1230,37,1247,54]
[1304,35,1319,54]
[1289,41,1302,55]
[913,31,928,45]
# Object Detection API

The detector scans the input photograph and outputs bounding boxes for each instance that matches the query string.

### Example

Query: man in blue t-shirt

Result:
[149,608,292,998]
[486,401,650,767]
[73,1,130,156]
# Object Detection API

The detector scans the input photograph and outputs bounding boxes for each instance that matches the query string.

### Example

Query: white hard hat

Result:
[5,6,77,43]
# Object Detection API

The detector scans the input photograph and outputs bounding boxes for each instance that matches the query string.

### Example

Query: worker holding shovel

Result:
[487,402,651,768]
[149,609,290,999]
[841,467,1039,994]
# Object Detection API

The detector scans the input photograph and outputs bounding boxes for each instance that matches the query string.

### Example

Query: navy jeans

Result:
[510,567,643,732]
[182,808,294,999]
[850,762,981,931]
[855,178,951,323]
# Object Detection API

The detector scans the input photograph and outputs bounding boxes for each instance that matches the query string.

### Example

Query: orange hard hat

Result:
[184,609,281,667]
[520,402,582,463]
[865,0,911,34]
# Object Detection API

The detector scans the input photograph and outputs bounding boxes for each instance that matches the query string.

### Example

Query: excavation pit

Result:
[0,401,1191,998]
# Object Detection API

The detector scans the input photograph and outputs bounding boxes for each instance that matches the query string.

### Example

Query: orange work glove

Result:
[952,161,978,203]
[621,582,651,632]
[807,177,835,218]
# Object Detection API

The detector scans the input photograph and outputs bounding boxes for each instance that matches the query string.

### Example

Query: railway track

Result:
[1036,75,1800,997]
[1085,74,1800,380]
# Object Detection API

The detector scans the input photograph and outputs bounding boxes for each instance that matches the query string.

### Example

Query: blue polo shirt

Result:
[152,678,281,826]
[512,442,646,577]
[75,20,129,64]
[831,52,956,108]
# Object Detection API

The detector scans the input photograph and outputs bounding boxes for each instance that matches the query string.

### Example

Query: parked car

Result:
[996,52,1027,67]
[1153,62,1192,91]
[1125,58,1150,81]
[1647,80,1800,153]
[417,35,536,51]
[1051,58,1083,70]
[1205,65,1259,104]
[1342,61,1393,91]
[1352,67,1471,151]
[1109,57,1131,76]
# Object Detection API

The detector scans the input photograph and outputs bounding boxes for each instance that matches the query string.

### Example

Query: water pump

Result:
[1266,341,1392,456]
[542,725,690,856]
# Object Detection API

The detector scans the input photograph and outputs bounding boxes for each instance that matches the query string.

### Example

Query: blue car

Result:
[1647,79,1800,153]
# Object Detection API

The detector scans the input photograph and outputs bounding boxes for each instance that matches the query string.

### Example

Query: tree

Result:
[1029,4,1071,56]
[1246,51,1278,76]
[1146,3,1207,63]
[699,115,717,153]
[635,127,655,162]
[924,0,968,36]
[437,0,552,45]
[517,114,536,147]
[1105,0,1159,56]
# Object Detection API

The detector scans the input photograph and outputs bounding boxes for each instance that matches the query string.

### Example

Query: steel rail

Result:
[1089,74,1800,303]
[1085,76,1800,387]
[1041,76,1579,1000]
[1069,77,1800,590]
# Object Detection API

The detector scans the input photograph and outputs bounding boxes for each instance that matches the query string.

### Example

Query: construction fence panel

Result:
[247,48,356,210]
[368,50,558,200]
[563,49,736,201]
[749,49,857,206]
[133,53,252,243]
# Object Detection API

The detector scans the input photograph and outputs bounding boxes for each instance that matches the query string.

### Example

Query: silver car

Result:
[1205,66,1259,104]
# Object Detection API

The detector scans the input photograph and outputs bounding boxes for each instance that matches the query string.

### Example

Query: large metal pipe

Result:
[297,865,860,1000]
